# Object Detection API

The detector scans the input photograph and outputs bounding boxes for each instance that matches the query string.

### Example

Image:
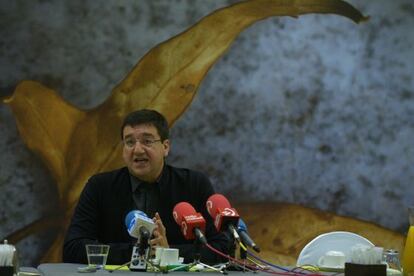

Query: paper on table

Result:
[105,265,130,271]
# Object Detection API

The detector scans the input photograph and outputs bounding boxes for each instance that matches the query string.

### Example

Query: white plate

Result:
[296,231,374,266]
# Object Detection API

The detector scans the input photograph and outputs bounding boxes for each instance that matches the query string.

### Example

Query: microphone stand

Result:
[130,231,151,271]
[238,244,257,273]
[190,239,226,274]
[239,245,248,271]
[223,226,255,272]
[108,254,156,273]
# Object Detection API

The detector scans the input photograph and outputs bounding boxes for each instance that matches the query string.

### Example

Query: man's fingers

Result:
[150,212,169,248]
[153,218,166,235]
[150,236,161,246]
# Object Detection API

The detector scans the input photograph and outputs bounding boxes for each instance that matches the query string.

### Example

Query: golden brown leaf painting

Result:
[3,0,370,263]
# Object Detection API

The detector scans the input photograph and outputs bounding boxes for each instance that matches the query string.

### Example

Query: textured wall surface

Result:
[1,0,413,266]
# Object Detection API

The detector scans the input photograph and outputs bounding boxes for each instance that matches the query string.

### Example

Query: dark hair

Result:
[120,109,169,141]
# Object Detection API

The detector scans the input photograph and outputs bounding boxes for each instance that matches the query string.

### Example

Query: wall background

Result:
[1,0,413,266]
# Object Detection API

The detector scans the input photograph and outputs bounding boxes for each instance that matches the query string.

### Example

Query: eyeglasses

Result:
[123,137,162,148]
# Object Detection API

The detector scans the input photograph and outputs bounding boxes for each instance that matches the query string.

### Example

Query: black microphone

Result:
[237,219,260,253]
[138,227,150,255]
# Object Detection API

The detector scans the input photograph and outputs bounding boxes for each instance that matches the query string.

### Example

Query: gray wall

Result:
[1,0,413,266]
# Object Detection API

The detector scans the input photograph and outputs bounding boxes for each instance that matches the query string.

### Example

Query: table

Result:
[37,263,343,276]
[38,263,131,275]
[15,267,42,276]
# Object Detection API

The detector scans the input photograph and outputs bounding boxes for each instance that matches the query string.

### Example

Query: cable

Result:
[218,240,327,276]
[238,241,307,274]
[238,240,298,274]
[206,243,288,275]
[246,249,306,274]
[239,241,248,251]
[205,243,324,276]
[243,246,326,276]
[247,256,265,267]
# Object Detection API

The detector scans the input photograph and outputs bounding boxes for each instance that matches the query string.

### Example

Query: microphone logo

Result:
[215,214,221,229]
[206,200,213,215]
[128,217,136,231]
[223,207,236,216]
[181,221,188,236]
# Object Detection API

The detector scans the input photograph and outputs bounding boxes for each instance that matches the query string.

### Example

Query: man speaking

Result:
[63,109,229,265]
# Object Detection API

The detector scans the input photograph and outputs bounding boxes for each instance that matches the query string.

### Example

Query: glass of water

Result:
[86,244,110,269]
[383,249,402,274]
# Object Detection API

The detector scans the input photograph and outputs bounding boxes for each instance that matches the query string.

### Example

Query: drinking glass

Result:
[383,249,402,273]
[86,244,110,269]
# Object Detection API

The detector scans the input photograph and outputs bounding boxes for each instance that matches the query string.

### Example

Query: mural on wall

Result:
[0,0,407,265]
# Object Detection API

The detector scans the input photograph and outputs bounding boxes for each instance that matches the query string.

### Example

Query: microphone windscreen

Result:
[173,202,207,241]
[125,210,147,228]
[125,210,156,239]
[237,218,248,232]
[173,202,196,225]
[206,193,232,220]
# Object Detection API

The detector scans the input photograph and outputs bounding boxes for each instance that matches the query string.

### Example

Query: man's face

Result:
[122,124,170,182]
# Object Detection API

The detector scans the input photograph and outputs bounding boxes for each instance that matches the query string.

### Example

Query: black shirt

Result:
[130,174,161,217]
[62,165,229,264]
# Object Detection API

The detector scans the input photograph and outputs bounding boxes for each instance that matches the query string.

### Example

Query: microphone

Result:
[124,210,156,271]
[206,194,240,240]
[173,202,207,245]
[125,210,156,239]
[237,219,260,253]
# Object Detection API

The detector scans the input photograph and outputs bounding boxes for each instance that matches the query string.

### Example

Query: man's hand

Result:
[150,212,169,250]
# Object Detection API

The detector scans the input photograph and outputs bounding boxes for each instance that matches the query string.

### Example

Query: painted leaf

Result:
[3,0,367,263]
[4,81,85,200]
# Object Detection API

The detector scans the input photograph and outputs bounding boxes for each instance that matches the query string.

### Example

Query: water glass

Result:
[86,244,110,269]
[383,249,401,272]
